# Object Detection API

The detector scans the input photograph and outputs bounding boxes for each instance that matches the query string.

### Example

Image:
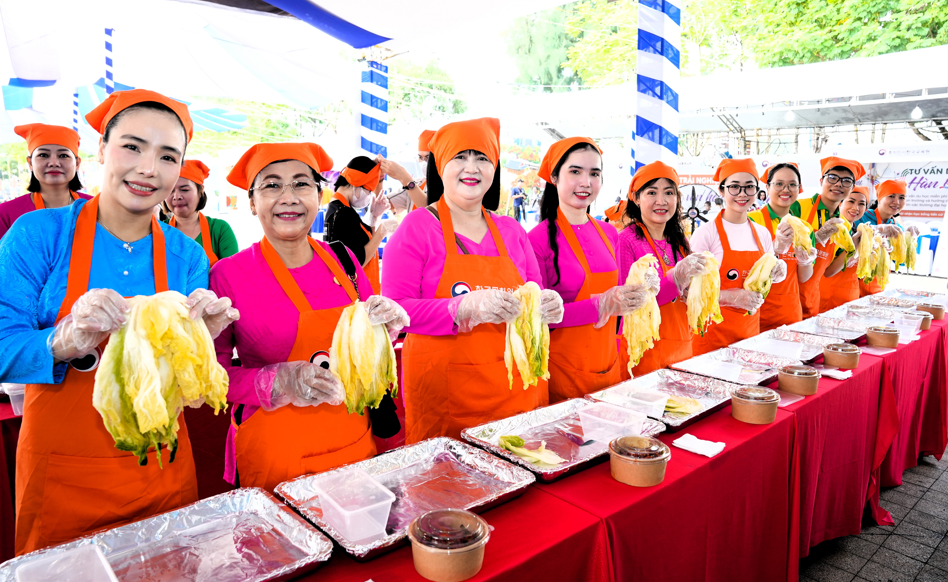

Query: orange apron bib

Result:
[621,225,693,378]
[170,212,218,266]
[821,262,860,311]
[547,210,622,403]
[232,236,375,492]
[758,208,802,331]
[693,213,764,356]
[797,196,837,318]
[402,197,546,444]
[32,190,80,210]
[15,196,197,556]
[332,192,380,293]
[859,275,882,297]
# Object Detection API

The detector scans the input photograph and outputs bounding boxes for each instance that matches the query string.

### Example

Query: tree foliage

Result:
[387,59,466,123]
[507,5,583,91]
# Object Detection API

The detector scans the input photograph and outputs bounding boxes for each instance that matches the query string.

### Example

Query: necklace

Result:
[99,221,135,254]
[654,238,672,266]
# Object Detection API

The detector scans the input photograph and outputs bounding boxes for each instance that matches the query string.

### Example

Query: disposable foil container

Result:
[867,295,921,309]
[733,328,846,362]
[786,317,866,341]
[846,304,903,322]
[275,437,533,560]
[671,347,801,386]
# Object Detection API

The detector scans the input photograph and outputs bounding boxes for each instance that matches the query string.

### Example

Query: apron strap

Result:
[33,190,81,211]
[436,196,509,258]
[761,206,778,241]
[198,213,219,264]
[716,211,765,255]
[261,236,359,315]
[638,222,673,277]
[555,208,595,277]
[807,195,822,227]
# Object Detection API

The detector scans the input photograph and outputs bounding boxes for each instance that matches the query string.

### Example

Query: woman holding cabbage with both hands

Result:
[210,143,408,492]
[382,118,564,444]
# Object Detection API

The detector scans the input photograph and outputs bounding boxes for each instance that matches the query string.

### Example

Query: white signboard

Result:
[871,161,948,219]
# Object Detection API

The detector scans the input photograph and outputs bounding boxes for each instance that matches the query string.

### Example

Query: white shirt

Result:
[690,216,775,263]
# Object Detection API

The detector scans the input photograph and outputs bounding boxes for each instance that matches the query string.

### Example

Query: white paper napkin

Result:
[672,433,726,458]
[860,345,897,357]
[812,364,853,380]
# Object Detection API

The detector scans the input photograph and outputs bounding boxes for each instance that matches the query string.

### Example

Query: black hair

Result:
[102,102,188,160]
[28,173,83,193]
[764,163,802,186]
[824,166,854,178]
[426,150,501,211]
[539,142,600,286]
[247,159,326,198]
[623,177,691,260]
[334,156,377,190]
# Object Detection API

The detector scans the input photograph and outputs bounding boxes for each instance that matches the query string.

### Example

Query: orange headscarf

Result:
[761,162,803,193]
[429,117,500,174]
[538,137,602,183]
[14,124,80,156]
[819,156,866,181]
[627,161,680,199]
[85,88,194,142]
[713,158,759,182]
[179,160,210,186]
[340,163,382,191]
[227,142,333,190]
[418,129,436,153]
[850,186,870,200]
[876,179,907,199]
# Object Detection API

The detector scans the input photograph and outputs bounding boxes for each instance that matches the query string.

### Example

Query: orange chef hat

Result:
[761,162,803,193]
[227,142,334,190]
[418,129,436,153]
[819,156,866,181]
[876,180,907,199]
[713,158,759,182]
[14,123,80,156]
[86,89,194,142]
[429,118,501,174]
[340,162,382,191]
[627,161,680,199]
[179,160,210,186]
[850,185,870,200]
[538,137,602,183]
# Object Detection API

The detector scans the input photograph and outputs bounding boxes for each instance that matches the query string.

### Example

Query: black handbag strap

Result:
[426,206,471,255]
[327,240,360,297]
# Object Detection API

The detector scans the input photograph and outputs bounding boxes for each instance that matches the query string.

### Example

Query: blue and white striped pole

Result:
[104,28,114,95]
[631,0,681,173]
[359,60,388,158]
[72,90,79,132]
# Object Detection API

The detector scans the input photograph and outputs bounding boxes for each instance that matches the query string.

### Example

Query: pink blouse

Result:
[0,192,92,240]
[616,225,682,306]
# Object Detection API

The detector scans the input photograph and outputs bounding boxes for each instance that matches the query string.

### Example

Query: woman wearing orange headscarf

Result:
[0,89,238,555]
[0,124,91,239]
[164,160,238,266]
[382,118,563,443]
[820,186,870,310]
[855,180,907,296]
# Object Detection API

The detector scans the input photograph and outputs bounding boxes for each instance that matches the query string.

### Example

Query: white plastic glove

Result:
[846,255,858,269]
[364,295,410,336]
[49,288,129,361]
[906,225,922,237]
[719,288,765,314]
[770,258,788,284]
[642,268,661,296]
[815,218,844,246]
[369,192,392,222]
[377,217,399,238]
[540,289,564,324]
[773,221,794,255]
[669,253,709,295]
[874,224,902,239]
[453,289,521,333]
[795,246,818,267]
[255,361,345,412]
[186,289,240,340]
[594,285,650,329]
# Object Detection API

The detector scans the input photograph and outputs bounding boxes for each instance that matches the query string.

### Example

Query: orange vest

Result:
[797,196,837,318]
[331,192,380,293]
[757,208,802,331]
[170,212,219,266]
[401,197,546,443]
[547,210,622,403]
[231,236,376,492]
[32,190,80,210]
[16,196,197,555]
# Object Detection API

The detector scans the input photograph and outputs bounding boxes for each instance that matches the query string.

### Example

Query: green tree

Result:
[506,4,583,91]
[564,0,638,86]
[387,59,466,123]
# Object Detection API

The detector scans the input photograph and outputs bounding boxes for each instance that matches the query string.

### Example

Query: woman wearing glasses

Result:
[210,143,409,491]
[820,186,871,310]
[748,163,817,331]
[790,156,865,317]
[164,160,238,266]
[689,159,786,355]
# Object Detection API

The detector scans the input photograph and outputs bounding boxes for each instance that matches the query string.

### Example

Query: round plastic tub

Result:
[778,365,820,396]
[917,303,945,321]
[823,343,860,369]
[867,325,900,348]
[731,387,779,425]
[609,435,671,487]
[408,509,490,582]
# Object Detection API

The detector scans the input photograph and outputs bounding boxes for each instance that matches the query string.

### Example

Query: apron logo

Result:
[726,269,740,281]
[451,282,472,297]
[309,350,330,370]
[70,347,102,372]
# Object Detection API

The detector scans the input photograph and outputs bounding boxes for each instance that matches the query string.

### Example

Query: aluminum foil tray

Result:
[846,304,904,322]
[587,369,740,432]
[275,437,533,561]
[734,328,846,362]
[461,398,664,483]
[0,488,332,582]
[867,295,921,309]
[786,317,866,341]
[884,288,947,304]
[671,347,801,386]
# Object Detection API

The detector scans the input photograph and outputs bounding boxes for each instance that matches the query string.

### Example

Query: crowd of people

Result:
[0,88,917,557]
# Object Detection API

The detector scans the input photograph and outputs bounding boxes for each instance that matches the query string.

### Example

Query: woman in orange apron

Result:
[0,89,238,555]
[0,123,91,239]
[381,118,564,443]
[854,180,907,296]
[618,162,707,376]
[790,156,865,316]
[747,163,816,331]
[213,143,408,492]
[165,160,238,266]
[820,186,870,310]
[690,159,787,356]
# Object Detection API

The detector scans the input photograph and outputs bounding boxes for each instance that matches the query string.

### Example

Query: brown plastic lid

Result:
[780,365,819,377]
[733,386,779,403]
[410,509,488,550]
[868,325,899,335]
[826,343,859,353]
[610,435,670,462]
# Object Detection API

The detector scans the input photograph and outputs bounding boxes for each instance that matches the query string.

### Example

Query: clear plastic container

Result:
[897,313,924,334]
[578,402,646,444]
[609,435,670,487]
[311,467,395,544]
[408,509,490,582]
[618,389,669,418]
[2,383,25,417]
[15,545,118,582]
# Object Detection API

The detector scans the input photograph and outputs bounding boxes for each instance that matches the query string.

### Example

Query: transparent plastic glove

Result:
[815,218,844,246]
[595,285,650,329]
[364,295,410,336]
[48,288,129,361]
[719,288,765,314]
[795,246,818,267]
[186,289,240,340]
[874,224,902,239]
[846,255,858,269]
[774,221,794,255]
[377,217,399,238]
[906,225,922,237]
[669,253,709,295]
[643,268,661,296]
[540,289,564,325]
[369,192,392,222]
[453,289,521,333]
[255,361,345,412]
[770,259,788,284]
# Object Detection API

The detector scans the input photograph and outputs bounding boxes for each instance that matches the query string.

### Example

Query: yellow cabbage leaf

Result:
[687,252,724,336]
[622,254,661,373]
[505,282,550,390]
[330,301,398,415]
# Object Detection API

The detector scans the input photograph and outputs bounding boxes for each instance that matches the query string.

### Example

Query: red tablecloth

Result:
[296,487,614,582]
[0,402,21,563]
[182,405,233,500]
[538,406,798,582]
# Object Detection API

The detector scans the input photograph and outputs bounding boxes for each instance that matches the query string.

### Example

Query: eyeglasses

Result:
[252,179,318,198]
[724,184,758,196]
[823,174,855,188]
[772,181,799,192]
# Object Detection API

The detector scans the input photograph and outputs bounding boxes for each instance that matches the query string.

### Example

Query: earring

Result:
[252,210,257,216]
